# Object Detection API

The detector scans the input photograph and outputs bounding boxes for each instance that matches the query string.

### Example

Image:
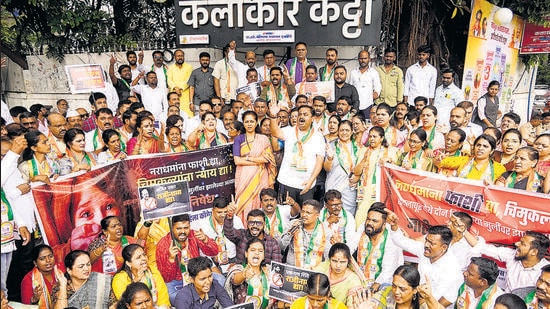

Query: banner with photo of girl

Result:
[32,145,235,262]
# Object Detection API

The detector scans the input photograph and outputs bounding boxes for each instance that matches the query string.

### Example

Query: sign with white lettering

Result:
[174,0,382,47]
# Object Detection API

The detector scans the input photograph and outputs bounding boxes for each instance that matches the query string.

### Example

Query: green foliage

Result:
[535,54,550,85]
[1,0,175,62]
[488,0,550,26]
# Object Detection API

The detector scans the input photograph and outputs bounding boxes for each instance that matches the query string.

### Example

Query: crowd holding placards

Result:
[1,41,550,309]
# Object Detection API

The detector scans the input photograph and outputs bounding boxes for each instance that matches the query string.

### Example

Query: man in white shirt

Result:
[469,230,550,293]
[404,45,438,105]
[132,71,168,123]
[150,50,168,91]
[194,196,244,274]
[268,104,325,204]
[433,68,464,126]
[390,222,462,308]
[356,203,403,292]
[319,190,358,253]
[456,257,504,309]
[260,188,300,243]
[457,101,484,138]
[349,50,382,118]
[447,211,483,272]
[213,41,241,103]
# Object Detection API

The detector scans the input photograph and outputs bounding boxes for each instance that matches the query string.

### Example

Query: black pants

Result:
[7,234,40,301]
[277,182,315,206]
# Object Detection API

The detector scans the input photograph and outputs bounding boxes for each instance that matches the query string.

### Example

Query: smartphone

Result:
[154,120,160,129]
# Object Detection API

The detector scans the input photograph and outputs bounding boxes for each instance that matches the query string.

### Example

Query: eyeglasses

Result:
[248,221,264,226]
[80,113,89,118]
[212,103,222,106]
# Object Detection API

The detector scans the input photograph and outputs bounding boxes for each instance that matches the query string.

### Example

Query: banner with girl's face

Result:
[32,145,235,262]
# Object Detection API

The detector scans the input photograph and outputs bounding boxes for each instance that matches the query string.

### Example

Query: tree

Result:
[0,0,175,67]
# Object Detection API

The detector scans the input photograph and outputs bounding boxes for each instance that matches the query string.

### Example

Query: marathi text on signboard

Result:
[174,0,383,47]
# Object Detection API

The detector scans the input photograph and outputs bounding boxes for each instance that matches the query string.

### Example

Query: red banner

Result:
[32,145,235,261]
[379,164,550,245]
[520,20,550,54]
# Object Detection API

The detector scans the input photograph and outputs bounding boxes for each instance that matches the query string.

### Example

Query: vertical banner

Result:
[32,145,235,261]
[379,164,550,245]
[461,0,524,111]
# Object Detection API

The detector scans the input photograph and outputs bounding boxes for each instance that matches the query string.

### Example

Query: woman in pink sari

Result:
[233,111,277,222]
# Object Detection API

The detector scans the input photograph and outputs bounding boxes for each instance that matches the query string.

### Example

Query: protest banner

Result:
[65,64,106,93]
[379,164,550,245]
[32,145,235,262]
[237,82,261,101]
[295,81,335,102]
[269,261,319,303]
[138,181,191,221]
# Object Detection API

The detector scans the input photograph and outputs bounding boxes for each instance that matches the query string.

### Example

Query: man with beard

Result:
[132,71,168,123]
[312,96,329,133]
[46,113,68,159]
[29,103,49,135]
[294,65,318,103]
[156,214,219,304]
[168,49,194,117]
[375,48,404,107]
[391,102,409,131]
[319,48,338,81]
[389,218,462,308]
[151,50,168,91]
[223,208,282,265]
[433,68,464,127]
[467,231,550,294]
[117,110,137,151]
[85,108,114,154]
[268,105,325,204]
[449,106,468,130]
[404,45,438,105]
[109,55,133,102]
[198,196,244,274]
[282,200,329,269]
[456,257,504,309]
[65,110,83,130]
[319,190,358,252]
[188,52,215,114]
[19,112,39,131]
[356,203,403,292]
[259,188,300,243]
[349,50,381,118]
[525,265,550,309]
[125,50,146,84]
[83,92,123,132]
[335,96,353,120]
[260,66,296,108]
[331,65,359,114]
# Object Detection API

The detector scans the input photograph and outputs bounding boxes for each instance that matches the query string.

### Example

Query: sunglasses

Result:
[248,221,264,226]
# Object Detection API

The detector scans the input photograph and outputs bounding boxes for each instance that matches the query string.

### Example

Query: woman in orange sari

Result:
[233,111,277,222]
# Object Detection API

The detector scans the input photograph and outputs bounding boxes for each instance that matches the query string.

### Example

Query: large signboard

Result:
[461,0,523,110]
[173,0,383,47]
